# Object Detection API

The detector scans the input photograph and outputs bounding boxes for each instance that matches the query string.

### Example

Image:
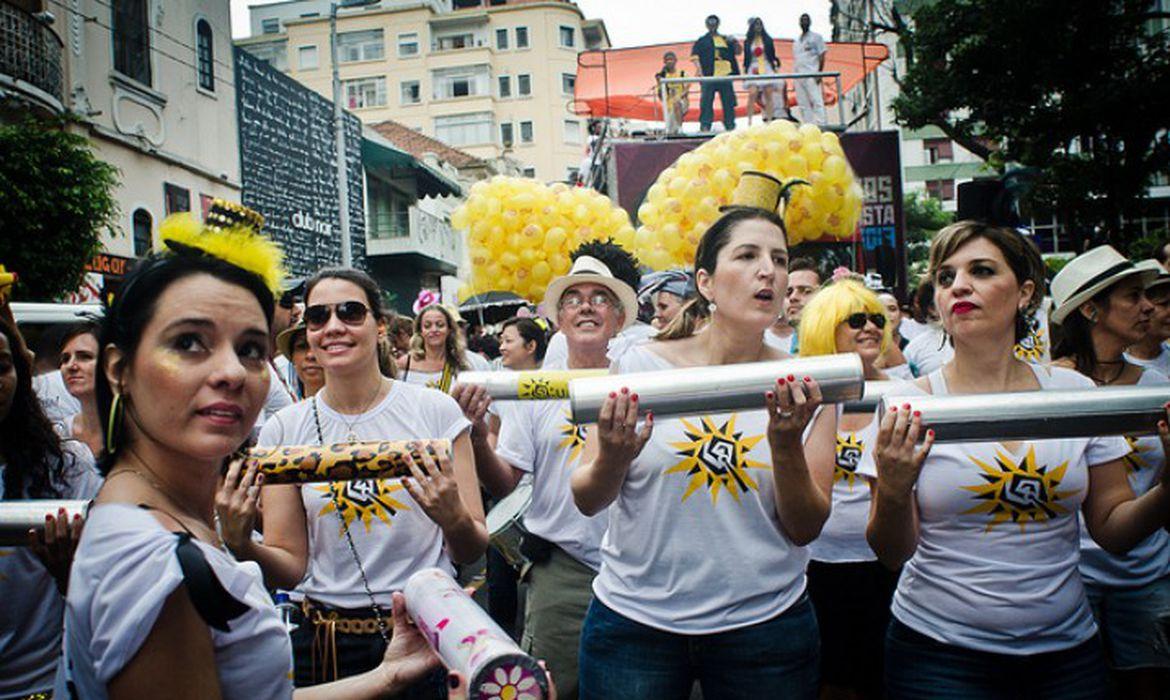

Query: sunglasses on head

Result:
[844,312,886,330]
[304,301,370,329]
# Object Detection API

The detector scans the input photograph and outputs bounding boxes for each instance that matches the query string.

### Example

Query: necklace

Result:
[321,379,385,443]
[109,464,223,549]
[1093,362,1126,386]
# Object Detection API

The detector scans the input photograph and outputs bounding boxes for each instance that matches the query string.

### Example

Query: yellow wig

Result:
[798,279,892,358]
[159,211,286,295]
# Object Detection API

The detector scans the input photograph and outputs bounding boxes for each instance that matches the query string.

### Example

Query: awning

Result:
[572,39,889,121]
[361,130,463,198]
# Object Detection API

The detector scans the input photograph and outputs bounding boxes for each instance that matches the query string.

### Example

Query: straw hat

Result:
[542,255,638,329]
[720,170,807,215]
[1136,259,1170,292]
[275,320,306,361]
[1050,246,1158,324]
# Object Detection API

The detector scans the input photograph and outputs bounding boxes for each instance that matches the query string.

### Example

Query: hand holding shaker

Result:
[0,499,88,546]
[404,568,550,699]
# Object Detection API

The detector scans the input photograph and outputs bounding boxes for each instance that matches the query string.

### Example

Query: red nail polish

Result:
[787,374,795,382]
[647,411,654,421]
[609,391,617,398]
[621,387,629,394]
[45,515,52,522]
[631,393,638,402]
[73,514,81,522]
[902,403,910,410]
[766,390,775,399]
[803,376,811,383]
[928,429,935,437]
[889,407,897,413]
[779,378,786,386]
[913,410,921,417]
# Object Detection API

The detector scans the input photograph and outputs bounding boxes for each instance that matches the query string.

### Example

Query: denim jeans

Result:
[699,81,737,132]
[885,619,1109,699]
[578,596,819,700]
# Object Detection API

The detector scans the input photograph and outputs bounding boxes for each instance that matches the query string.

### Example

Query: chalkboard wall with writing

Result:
[235,46,367,276]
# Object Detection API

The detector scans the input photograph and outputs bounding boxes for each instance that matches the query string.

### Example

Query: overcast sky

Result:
[229,0,834,43]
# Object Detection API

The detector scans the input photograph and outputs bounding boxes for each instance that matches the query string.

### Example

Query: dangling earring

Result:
[106,392,125,455]
[708,300,718,315]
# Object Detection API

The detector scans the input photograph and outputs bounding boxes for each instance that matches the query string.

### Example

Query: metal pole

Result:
[331,2,353,267]
[835,75,845,128]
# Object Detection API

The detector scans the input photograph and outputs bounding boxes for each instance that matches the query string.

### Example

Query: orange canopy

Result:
[573,40,889,122]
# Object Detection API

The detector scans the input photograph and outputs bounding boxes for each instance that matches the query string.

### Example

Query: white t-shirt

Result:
[543,324,656,369]
[33,370,81,427]
[1079,368,1170,588]
[399,352,491,390]
[794,31,827,72]
[0,443,101,698]
[61,504,292,700]
[258,357,296,432]
[809,407,881,563]
[763,328,799,355]
[905,312,1051,377]
[257,381,470,607]
[884,365,1130,654]
[1124,345,1170,378]
[592,344,819,634]
[898,318,929,342]
[496,358,609,570]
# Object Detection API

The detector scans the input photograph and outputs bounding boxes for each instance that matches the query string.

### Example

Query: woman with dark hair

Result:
[868,225,1170,699]
[58,320,104,456]
[571,204,837,698]
[398,303,488,392]
[276,321,325,399]
[218,266,485,691]
[499,316,549,370]
[61,209,440,698]
[0,315,101,699]
[743,17,782,123]
[1051,250,1170,699]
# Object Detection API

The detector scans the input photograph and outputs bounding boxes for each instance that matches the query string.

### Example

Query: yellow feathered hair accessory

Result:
[159,199,286,295]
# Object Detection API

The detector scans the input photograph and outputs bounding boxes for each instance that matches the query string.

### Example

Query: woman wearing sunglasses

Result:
[398,304,488,393]
[796,280,903,699]
[869,224,1170,699]
[218,268,487,692]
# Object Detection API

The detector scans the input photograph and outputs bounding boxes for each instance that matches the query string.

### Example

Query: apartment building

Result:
[237,0,609,182]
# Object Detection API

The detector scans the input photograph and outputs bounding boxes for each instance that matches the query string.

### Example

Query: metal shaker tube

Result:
[879,385,1170,443]
[0,499,89,546]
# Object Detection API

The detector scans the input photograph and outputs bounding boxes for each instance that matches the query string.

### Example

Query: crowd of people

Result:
[3,177,1170,700]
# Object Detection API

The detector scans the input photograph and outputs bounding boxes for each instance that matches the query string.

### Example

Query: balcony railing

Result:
[368,205,461,269]
[0,1,64,107]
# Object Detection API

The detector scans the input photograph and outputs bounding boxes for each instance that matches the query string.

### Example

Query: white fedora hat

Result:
[542,255,638,329]
[1050,246,1158,324]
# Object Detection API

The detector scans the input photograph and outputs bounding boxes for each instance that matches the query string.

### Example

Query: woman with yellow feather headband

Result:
[60,201,442,698]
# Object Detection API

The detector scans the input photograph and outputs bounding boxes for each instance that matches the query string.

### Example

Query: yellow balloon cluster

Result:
[634,121,863,270]
[451,177,636,302]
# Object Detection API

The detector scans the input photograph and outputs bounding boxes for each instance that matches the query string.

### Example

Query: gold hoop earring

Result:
[106,393,125,455]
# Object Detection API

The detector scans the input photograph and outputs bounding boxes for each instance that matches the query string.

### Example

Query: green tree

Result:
[0,120,120,301]
[904,191,953,274]
[883,0,1170,246]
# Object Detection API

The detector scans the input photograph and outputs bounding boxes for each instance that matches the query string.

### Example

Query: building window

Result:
[924,138,954,164]
[338,29,384,62]
[434,112,494,146]
[925,179,956,201]
[500,122,514,146]
[435,32,476,51]
[496,28,508,50]
[195,19,214,91]
[559,26,575,48]
[261,18,280,34]
[401,80,421,104]
[432,65,489,100]
[515,26,529,48]
[498,75,511,98]
[298,45,319,70]
[522,166,536,177]
[243,41,287,71]
[517,74,531,96]
[398,33,420,57]
[164,183,190,214]
[561,72,575,95]
[368,176,409,237]
[519,120,533,143]
[132,209,153,256]
[344,76,387,108]
[563,119,581,144]
[112,0,152,85]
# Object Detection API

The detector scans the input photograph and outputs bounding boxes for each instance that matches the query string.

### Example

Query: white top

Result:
[1078,368,1170,587]
[763,328,799,355]
[258,357,295,433]
[793,30,827,72]
[543,324,656,369]
[0,443,101,698]
[258,381,470,607]
[809,406,881,563]
[61,504,292,700]
[33,370,81,427]
[885,365,1130,654]
[1124,345,1170,378]
[898,317,929,341]
[592,344,817,634]
[400,352,491,390]
[496,358,609,570]
[905,312,1051,377]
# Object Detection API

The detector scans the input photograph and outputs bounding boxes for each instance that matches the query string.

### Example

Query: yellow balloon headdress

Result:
[159,199,286,295]
[0,264,16,303]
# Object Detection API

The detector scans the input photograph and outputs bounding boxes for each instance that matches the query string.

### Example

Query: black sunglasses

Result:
[304,301,370,329]
[844,312,886,330]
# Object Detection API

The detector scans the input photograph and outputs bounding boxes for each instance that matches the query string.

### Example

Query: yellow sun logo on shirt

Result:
[315,479,411,533]
[557,409,587,464]
[835,433,865,489]
[667,415,768,504]
[961,446,1076,532]
[1012,316,1047,363]
[1123,435,1151,474]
